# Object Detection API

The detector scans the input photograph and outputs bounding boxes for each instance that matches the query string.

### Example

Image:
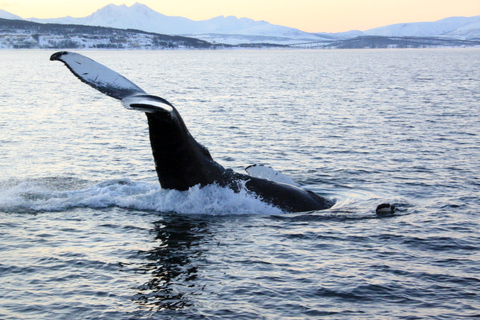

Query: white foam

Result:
[0,178,283,215]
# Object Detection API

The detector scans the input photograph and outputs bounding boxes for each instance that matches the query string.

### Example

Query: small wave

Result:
[306,186,412,219]
[0,177,283,215]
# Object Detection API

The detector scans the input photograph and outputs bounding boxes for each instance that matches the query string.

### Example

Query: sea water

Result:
[0,49,479,319]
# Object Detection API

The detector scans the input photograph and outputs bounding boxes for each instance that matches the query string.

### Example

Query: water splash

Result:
[0,177,283,215]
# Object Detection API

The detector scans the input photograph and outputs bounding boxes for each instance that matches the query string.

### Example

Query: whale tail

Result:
[51,51,334,212]
[51,51,176,114]
[50,51,146,100]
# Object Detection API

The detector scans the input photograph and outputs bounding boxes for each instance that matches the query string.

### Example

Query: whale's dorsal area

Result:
[50,51,146,100]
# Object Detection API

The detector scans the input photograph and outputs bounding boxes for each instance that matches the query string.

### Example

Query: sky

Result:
[1,0,480,33]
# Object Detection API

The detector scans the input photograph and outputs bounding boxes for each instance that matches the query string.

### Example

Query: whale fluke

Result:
[50,51,146,100]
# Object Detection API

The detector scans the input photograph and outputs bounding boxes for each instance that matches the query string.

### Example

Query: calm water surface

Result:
[0,49,479,319]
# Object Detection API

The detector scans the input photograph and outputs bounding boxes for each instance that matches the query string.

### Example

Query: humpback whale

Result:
[51,51,334,212]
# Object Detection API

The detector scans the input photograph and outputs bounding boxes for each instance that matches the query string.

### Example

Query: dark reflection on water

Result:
[133,214,211,311]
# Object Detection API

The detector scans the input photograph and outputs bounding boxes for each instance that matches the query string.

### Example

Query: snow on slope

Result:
[446,21,480,39]
[3,3,480,44]
[82,3,197,34]
[0,9,22,20]
[364,15,480,38]
[27,3,194,34]
[24,3,330,44]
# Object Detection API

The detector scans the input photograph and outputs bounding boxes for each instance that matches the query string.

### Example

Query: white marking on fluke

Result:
[122,95,174,113]
[245,164,299,187]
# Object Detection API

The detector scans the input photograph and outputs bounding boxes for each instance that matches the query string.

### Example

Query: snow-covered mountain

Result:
[25,3,331,44]
[0,9,21,20]
[29,3,196,34]
[364,15,480,39]
[447,21,480,39]
[2,3,480,44]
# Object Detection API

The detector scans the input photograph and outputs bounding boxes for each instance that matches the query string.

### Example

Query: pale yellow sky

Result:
[1,0,480,32]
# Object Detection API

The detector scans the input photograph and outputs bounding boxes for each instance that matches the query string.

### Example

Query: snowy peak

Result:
[0,9,21,20]
[1,3,480,44]
[89,2,166,22]
[83,3,166,28]
[19,3,326,44]
[364,15,480,38]
[26,3,198,35]
[79,3,314,39]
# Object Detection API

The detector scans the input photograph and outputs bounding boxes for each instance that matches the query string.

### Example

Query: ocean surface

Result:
[0,49,479,319]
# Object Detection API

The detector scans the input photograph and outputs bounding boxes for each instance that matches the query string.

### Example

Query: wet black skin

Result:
[146,104,334,212]
[145,106,224,191]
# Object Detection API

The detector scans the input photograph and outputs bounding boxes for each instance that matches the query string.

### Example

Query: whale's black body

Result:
[51,51,334,212]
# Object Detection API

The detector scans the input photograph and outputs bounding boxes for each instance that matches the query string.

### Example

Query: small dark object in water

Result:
[376,203,396,216]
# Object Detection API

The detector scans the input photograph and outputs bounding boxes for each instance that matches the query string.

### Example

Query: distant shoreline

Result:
[1,18,479,50]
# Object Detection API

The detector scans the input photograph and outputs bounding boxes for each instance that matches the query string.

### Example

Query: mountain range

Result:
[1,3,480,45]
